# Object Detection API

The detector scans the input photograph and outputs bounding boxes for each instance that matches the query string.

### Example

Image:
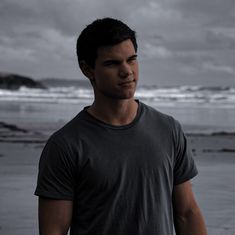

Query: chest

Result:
[76,128,174,192]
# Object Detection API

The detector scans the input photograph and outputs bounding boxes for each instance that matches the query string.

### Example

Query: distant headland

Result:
[0,72,46,90]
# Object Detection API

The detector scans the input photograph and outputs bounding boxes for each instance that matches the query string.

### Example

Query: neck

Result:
[87,98,138,126]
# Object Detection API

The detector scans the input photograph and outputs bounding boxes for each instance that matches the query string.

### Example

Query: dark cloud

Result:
[172,0,235,26]
[205,29,235,50]
[0,0,235,85]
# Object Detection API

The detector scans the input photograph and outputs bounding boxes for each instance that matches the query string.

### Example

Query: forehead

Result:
[96,39,136,61]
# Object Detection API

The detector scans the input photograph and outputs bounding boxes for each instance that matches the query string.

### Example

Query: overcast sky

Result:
[0,0,235,86]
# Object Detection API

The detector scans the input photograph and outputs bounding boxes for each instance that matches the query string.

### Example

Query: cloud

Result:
[173,0,235,27]
[0,45,35,61]
[132,1,182,22]
[205,28,235,50]
[0,0,235,85]
[141,43,173,59]
[202,62,235,75]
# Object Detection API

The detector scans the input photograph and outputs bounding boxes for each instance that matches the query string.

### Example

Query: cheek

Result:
[94,71,115,88]
[96,70,117,83]
[136,62,139,70]
[132,62,139,72]
[133,64,139,77]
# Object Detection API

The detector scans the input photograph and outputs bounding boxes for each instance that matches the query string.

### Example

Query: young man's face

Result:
[90,39,139,100]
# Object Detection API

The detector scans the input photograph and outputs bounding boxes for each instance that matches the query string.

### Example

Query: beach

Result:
[1,124,235,235]
[0,87,235,234]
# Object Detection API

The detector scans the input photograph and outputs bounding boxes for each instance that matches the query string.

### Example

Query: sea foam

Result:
[0,85,235,107]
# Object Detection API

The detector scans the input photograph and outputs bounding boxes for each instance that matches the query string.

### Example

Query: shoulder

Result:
[39,110,89,170]
[140,101,181,133]
[47,109,88,149]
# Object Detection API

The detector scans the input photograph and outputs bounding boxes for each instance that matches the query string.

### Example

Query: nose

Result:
[119,63,133,78]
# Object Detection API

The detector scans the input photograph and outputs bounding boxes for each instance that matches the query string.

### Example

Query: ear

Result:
[79,61,95,81]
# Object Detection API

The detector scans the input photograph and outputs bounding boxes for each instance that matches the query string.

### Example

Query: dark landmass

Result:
[0,72,46,90]
[40,77,90,88]
[203,148,235,153]
[0,121,47,144]
[187,131,235,136]
[0,122,28,133]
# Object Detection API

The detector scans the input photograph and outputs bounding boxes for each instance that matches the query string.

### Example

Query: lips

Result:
[118,80,135,86]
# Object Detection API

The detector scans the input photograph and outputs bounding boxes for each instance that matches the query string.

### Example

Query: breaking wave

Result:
[0,84,235,107]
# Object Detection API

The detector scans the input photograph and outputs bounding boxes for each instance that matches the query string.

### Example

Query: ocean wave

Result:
[0,86,93,103]
[0,85,235,106]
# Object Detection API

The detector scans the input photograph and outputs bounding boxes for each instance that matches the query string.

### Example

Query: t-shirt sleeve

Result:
[172,119,198,185]
[34,138,77,200]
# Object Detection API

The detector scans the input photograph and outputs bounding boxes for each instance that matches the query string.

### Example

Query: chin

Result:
[119,91,136,100]
[99,87,136,100]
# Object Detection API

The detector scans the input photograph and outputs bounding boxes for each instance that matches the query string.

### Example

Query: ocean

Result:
[1,79,235,134]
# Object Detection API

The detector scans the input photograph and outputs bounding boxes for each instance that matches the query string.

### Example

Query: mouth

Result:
[118,80,135,87]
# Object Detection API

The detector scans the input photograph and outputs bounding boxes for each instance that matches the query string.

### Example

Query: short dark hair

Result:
[76,18,138,68]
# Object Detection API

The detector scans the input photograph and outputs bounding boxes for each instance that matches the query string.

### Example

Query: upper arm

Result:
[38,197,73,235]
[173,181,207,235]
[172,180,199,218]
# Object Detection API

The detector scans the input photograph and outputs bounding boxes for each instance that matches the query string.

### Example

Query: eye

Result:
[128,55,138,64]
[103,60,120,67]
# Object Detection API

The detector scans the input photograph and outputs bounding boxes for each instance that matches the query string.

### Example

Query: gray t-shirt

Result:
[35,101,198,235]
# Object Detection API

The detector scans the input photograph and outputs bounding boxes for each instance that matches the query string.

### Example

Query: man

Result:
[35,18,207,235]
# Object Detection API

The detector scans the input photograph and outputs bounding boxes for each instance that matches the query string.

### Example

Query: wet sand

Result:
[0,121,235,235]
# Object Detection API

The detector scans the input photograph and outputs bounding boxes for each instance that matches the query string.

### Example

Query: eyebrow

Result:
[128,54,138,60]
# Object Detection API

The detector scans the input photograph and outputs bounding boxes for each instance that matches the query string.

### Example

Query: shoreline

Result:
[1,120,235,154]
